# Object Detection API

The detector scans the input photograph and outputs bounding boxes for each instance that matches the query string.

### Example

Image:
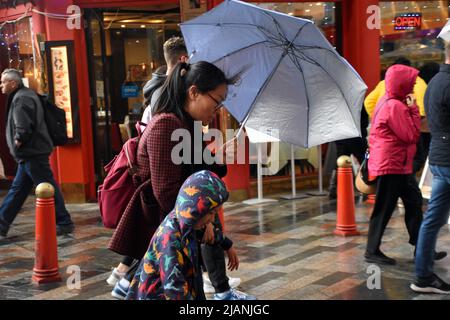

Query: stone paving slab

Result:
[1,190,450,300]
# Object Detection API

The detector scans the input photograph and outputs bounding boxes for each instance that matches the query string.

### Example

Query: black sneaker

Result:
[364,250,396,265]
[56,223,75,236]
[410,273,450,294]
[434,251,447,261]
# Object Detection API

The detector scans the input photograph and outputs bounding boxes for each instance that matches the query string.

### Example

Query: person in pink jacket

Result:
[364,64,422,265]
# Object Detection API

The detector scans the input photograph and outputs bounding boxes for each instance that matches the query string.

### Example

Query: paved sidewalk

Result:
[1,191,450,300]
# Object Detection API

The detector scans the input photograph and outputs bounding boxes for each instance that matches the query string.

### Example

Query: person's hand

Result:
[218,138,239,165]
[405,94,416,107]
[202,223,215,245]
[225,247,239,271]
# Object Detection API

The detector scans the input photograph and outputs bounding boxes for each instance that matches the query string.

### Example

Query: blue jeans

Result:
[0,157,72,229]
[415,165,450,278]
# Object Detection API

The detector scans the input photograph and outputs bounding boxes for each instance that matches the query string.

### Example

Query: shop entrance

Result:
[83,5,181,185]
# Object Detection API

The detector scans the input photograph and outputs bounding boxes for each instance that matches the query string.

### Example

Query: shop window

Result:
[0,16,45,93]
[380,1,448,77]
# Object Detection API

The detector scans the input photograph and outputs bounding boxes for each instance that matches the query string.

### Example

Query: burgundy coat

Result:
[368,65,421,177]
[108,112,227,259]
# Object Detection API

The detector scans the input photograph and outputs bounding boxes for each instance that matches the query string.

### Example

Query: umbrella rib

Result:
[239,52,286,130]
[289,50,359,137]
[210,40,272,64]
[285,53,311,147]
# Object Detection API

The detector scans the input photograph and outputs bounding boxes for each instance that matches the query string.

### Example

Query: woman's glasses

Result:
[207,92,224,111]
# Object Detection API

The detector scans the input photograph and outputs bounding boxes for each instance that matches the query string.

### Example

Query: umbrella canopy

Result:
[180,0,367,147]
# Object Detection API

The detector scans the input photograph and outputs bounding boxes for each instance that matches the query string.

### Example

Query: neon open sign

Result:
[394,13,422,30]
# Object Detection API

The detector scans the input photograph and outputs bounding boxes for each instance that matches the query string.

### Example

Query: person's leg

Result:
[366,175,401,255]
[0,162,34,233]
[413,136,426,174]
[26,157,72,225]
[329,142,345,199]
[201,243,230,294]
[415,166,450,279]
[400,174,423,246]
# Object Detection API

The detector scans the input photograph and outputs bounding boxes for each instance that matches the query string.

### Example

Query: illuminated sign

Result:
[394,13,422,31]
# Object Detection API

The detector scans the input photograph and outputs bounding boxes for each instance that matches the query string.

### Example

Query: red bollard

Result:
[32,183,62,284]
[334,156,360,237]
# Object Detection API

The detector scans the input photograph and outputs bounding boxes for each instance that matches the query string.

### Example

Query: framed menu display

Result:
[45,40,80,144]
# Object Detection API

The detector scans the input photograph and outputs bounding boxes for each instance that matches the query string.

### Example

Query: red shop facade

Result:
[0,0,445,202]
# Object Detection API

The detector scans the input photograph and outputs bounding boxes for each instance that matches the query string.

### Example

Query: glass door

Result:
[85,9,113,184]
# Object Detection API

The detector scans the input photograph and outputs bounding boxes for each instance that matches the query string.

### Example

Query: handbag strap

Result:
[367,98,392,156]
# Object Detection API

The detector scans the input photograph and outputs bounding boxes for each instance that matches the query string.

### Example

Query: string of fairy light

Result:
[0,4,82,68]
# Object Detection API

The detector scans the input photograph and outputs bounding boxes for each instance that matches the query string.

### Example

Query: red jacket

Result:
[368,65,421,176]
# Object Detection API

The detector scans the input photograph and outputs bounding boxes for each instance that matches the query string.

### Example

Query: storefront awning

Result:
[0,0,34,8]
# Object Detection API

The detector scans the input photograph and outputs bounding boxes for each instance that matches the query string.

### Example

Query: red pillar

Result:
[342,0,381,92]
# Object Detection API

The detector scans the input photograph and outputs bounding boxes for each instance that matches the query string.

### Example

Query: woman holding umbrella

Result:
[109,61,255,300]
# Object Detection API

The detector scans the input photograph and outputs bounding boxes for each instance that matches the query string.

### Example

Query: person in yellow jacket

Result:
[365,58,427,118]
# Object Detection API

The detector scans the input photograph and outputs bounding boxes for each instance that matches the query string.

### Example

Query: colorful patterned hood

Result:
[175,170,229,239]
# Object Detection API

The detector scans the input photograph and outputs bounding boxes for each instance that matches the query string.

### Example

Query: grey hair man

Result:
[0,68,74,237]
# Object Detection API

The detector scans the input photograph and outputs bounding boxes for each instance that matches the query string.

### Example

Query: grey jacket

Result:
[6,86,53,162]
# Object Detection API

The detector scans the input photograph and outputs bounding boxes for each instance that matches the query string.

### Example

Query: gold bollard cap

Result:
[337,155,352,168]
[35,183,55,198]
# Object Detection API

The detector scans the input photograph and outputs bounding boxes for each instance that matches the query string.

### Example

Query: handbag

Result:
[355,150,378,194]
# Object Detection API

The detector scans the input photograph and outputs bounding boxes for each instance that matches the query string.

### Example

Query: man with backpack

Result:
[0,68,74,237]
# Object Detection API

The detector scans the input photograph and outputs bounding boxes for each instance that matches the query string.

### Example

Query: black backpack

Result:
[38,94,68,146]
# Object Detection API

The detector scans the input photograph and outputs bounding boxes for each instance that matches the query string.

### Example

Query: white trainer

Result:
[106,268,126,286]
[203,273,241,293]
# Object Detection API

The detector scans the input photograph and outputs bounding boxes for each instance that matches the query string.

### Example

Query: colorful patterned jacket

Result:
[126,170,229,300]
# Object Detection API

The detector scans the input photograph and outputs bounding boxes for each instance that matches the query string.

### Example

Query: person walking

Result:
[364,64,422,265]
[125,170,248,300]
[0,68,74,237]
[107,37,188,286]
[109,61,252,300]
[411,44,450,294]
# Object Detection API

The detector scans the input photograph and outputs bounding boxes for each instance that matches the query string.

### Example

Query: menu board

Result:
[45,40,80,144]
[50,46,73,139]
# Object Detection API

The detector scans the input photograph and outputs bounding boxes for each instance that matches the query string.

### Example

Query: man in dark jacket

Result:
[411,44,450,294]
[140,36,188,127]
[0,69,74,237]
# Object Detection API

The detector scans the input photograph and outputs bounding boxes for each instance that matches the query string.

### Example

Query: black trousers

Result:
[366,174,423,254]
[201,242,230,293]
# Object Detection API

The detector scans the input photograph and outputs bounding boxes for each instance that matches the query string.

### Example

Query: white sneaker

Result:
[203,273,241,293]
[106,268,126,286]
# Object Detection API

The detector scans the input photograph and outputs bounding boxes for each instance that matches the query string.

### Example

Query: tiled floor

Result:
[1,190,450,300]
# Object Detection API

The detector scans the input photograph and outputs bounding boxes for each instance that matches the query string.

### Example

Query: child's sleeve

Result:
[212,225,233,251]
[160,246,195,300]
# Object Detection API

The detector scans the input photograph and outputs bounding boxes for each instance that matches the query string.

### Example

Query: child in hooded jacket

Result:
[126,170,237,300]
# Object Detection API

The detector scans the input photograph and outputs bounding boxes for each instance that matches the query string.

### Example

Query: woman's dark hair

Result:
[152,61,230,120]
